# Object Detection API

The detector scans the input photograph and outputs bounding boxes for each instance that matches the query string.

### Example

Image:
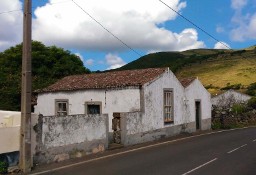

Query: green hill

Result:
[119,46,256,95]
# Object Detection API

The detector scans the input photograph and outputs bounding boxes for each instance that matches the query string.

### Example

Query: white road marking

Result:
[227,144,247,154]
[181,158,218,175]
[30,127,256,175]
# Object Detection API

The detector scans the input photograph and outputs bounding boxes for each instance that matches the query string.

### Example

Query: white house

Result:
[212,89,251,107]
[180,77,212,131]
[35,68,211,144]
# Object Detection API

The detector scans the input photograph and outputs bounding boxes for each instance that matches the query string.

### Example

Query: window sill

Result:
[164,120,174,125]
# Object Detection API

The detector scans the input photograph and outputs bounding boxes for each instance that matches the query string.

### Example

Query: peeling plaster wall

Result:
[121,112,196,146]
[142,70,186,131]
[35,88,140,131]
[185,79,212,130]
[212,90,251,106]
[34,114,108,164]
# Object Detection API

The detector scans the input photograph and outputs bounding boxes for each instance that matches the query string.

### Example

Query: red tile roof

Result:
[39,68,167,93]
[179,77,196,88]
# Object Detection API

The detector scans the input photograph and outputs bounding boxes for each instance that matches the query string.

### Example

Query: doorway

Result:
[195,101,201,130]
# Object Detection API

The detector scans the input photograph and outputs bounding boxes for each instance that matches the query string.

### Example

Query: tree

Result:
[0,41,90,111]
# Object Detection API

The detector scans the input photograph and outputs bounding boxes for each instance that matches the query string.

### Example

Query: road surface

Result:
[31,127,256,175]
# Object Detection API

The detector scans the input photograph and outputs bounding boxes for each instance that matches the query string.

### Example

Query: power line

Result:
[0,9,22,15]
[0,0,142,57]
[71,0,142,57]
[159,0,232,50]
[0,0,72,15]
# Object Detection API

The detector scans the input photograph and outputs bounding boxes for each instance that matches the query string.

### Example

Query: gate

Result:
[112,113,121,144]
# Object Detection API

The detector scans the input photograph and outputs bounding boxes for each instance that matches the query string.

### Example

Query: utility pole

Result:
[19,0,32,173]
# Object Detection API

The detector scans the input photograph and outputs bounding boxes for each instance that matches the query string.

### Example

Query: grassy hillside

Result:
[119,47,256,95]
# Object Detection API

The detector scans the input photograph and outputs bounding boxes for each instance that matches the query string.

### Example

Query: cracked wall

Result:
[33,114,108,164]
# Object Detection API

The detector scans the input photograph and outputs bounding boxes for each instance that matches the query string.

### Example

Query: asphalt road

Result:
[31,127,256,175]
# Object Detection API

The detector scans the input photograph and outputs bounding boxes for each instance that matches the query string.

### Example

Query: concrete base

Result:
[122,122,192,146]
[122,120,210,146]
[201,118,211,130]
[33,139,107,164]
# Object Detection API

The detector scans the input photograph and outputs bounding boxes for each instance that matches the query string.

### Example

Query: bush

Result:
[221,83,242,90]
[246,82,256,96]
[248,97,256,109]
[0,154,8,174]
[232,104,246,114]
[212,121,221,130]
[0,161,8,174]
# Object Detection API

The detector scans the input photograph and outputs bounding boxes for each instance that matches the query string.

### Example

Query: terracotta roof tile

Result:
[39,68,167,93]
[179,77,196,88]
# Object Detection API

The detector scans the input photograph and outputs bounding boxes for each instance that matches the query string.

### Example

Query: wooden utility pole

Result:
[19,0,32,173]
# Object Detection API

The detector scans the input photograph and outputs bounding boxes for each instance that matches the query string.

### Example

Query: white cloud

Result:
[231,13,256,41]
[32,0,205,52]
[231,0,247,10]
[105,53,126,70]
[75,52,84,61]
[214,42,230,49]
[85,59,94,66]
[230,0,256,41]
[216,26,224,33]
[0,0,23,51]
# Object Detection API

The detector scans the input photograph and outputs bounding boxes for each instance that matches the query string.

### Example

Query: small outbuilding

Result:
[212,89,251,107]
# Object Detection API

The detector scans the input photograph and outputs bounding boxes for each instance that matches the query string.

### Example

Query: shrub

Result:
[232,103,246,114]
[221,83,242,90]
[246,82,256,96]
[0,154,8,174]
[247,97,256,109]
[0,161,8,174]
[212,121,221,130]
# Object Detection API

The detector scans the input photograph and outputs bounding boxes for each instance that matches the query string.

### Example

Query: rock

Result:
[92,144,105,154]
[75,152,83,158]
[54,153,69,162]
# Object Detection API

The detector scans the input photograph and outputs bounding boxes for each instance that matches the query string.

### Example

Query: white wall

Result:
[41,114,108,148]
[0,126,20,154]
[185,79,212,123]
[212,90,251,106]
[0,110,21,127]
[35,88,140,131]
[142,69,186,132]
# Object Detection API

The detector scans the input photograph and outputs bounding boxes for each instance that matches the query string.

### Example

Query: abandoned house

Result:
[212,89,251,107]
[34,67,211,145]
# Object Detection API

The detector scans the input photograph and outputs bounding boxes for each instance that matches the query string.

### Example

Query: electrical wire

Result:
[0,0,72,15]
[0,9,22,15]
[159,0,232,50]
[0,0,142,57]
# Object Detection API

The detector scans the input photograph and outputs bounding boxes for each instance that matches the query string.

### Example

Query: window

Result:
[85,102,102,115]
[55,100,68,116]
[164,90,174,123]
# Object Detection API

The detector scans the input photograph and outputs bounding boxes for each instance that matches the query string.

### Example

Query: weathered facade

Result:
[212,89,251,107]
[33,114,108,164]
[35,68,211,146]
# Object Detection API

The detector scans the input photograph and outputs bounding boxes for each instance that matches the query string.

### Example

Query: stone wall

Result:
[212,105,256,128]
[33,114,108,164]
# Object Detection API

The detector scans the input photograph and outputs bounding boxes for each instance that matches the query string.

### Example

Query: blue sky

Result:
[0,0,256,71]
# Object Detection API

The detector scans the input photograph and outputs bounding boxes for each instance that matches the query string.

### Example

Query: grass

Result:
[176,57,256,94]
